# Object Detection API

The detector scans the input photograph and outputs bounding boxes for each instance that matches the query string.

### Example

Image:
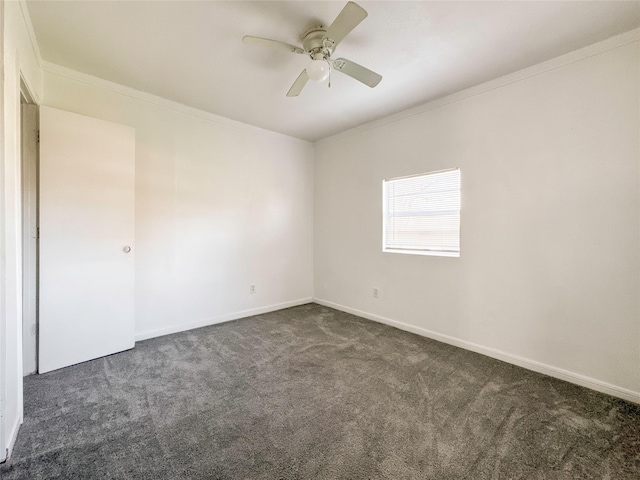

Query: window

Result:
[383,168,461,257]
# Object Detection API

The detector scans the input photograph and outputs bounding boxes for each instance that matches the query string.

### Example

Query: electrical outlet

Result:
[373,287,379,298]
[250,284,256,294]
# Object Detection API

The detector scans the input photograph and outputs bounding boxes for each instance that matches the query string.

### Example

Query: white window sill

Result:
[382,248,459,257]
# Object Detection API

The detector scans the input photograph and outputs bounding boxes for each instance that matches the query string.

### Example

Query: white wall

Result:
[42,65,314,342]
[314,31,640,402]
[1,0,43,461]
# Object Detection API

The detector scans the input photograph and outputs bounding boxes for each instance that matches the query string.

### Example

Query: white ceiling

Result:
[27,1,640,142]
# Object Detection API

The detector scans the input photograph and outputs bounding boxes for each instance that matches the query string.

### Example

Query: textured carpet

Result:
[1,303,639,479]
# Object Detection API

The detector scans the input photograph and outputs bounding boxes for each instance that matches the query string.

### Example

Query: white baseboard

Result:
[2,415,23,462]
[135,298,313,342]
[313,298,640,405]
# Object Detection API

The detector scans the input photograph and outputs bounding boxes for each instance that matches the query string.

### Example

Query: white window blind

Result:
[383,168,461,257]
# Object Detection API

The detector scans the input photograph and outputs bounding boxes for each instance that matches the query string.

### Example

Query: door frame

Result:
[0,67,38,462]
[21,87,38,376]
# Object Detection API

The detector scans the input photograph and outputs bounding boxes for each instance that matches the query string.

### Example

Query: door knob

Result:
[123,246,131,253]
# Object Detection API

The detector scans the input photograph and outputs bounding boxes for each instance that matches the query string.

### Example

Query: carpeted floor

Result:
[1,303,639,479]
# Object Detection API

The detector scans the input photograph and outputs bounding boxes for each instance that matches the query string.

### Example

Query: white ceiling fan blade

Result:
[332,58,382,88]
[286,70,309,97]
[242,36,305,54]
[324,2,368,48]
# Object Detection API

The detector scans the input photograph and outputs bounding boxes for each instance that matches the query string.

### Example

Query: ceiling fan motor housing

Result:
[302,25,334,59]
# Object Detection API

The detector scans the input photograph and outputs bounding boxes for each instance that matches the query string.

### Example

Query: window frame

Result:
[382,168,461,258]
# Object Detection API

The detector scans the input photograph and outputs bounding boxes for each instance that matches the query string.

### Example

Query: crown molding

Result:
[35,25,639,148]
[42,61,312,147]
[18,0,42,70]
[316,28,639,148]
[17,0,42,104]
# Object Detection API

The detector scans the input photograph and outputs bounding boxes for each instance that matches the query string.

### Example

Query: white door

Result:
[39,106,135,373]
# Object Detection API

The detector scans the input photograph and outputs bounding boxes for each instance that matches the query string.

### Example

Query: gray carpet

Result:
[1,303,639,479]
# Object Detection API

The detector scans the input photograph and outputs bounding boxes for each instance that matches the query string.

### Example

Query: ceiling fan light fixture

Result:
[306,58,330,82]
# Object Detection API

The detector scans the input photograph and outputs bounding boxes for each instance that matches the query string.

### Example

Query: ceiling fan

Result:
[242,1,382,97]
